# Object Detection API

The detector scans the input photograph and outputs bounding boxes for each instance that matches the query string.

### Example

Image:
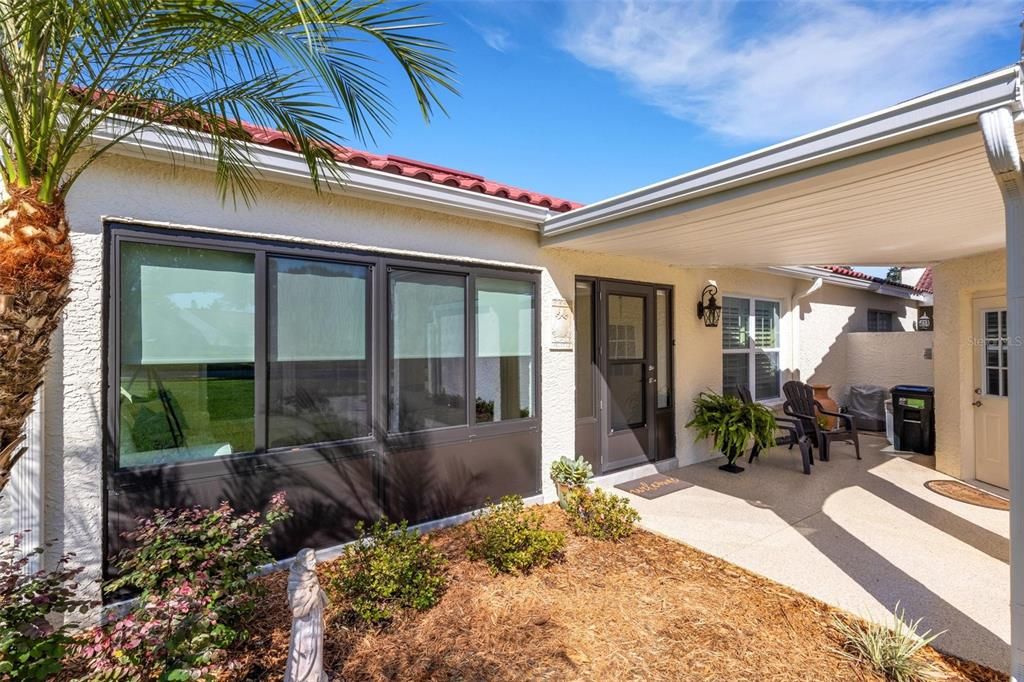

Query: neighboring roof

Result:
[763,265,931,301]
[823,266,929,293]
[915,267,934,295]
[240,123,580,213]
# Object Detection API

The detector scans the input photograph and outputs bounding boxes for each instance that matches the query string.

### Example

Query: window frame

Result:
[105,221,541,475]
[721,294,783,403]
[867,309,896,332]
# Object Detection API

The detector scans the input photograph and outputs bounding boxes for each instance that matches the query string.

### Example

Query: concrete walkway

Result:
[605,434,1010,673]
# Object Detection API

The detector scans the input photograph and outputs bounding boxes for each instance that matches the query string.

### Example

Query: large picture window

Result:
[722,296,781,401]
[118,241,256,467]
[113,230,540,469]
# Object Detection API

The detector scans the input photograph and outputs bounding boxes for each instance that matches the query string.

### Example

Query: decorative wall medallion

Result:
[551,298,572,351]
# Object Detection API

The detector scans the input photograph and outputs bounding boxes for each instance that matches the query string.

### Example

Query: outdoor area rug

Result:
[925,480,1009,510]
[615,472,693,500]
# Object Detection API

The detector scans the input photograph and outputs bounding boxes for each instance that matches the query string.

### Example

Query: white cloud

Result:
[561,0,1015,140]
[462,17,514,52]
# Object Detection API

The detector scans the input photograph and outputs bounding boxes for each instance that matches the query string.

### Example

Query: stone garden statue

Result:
[284,548,329,682]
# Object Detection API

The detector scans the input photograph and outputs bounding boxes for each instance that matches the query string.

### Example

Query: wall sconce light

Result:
[697,284,721,327]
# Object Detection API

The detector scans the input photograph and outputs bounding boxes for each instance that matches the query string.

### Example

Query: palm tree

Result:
[0,0,455,490]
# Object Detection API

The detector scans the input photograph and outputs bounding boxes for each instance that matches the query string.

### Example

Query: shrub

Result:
[467,496,565,574]
[323,518,447,624]
[89,493,292,680]
[563,488,639,541]
[0,535,91,681]
[832,606,945,682]
[107,491,292,619]
[78,582,230,681]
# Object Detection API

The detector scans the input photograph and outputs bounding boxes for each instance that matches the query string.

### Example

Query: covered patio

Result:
[545,63,1024,676]
[608,438,1009,671]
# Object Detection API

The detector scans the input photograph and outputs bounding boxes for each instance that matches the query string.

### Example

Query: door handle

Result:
[972,400,983,407]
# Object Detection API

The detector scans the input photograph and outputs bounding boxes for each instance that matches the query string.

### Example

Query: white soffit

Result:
[542,65,1021,266]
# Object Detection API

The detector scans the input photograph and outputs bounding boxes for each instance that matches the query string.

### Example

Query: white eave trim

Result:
[543,64,1022,240]
[91,117,553,230]
[763,266,932,302]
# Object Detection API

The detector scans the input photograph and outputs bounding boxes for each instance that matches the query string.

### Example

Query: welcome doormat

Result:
[924,480,1009,510]
[615,473,693,500]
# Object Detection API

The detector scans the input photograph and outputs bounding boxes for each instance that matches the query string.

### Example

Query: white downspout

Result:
[980,105,1024,680]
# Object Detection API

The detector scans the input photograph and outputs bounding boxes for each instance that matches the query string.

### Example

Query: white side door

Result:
[973,295,1009,489]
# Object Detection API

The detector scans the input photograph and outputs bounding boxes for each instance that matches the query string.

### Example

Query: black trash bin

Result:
[890,385,935,455]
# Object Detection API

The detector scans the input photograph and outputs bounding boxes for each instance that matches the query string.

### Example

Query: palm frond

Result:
[0,0,457,203]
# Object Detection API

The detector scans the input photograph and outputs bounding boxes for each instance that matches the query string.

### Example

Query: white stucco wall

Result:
[793,282,918,401]
[30,153,926,598]
[932,249,1006,480]
[844,331,934,391]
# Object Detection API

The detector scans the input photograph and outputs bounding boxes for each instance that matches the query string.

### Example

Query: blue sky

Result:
[351,1,1020,273]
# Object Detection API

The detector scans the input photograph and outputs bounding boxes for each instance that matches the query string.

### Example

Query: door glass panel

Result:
[656,290,670,409]
[608,294,645,360]
[575,281,594,419]
[268,257,369,447]
[755,351,781,400]
[608,363,644,430]
[722,354,749,397]
[390,270,467,432]
[983,309,1009,398]
[476,278,534,422]
[118,241,255,467]
[722,296,748,349]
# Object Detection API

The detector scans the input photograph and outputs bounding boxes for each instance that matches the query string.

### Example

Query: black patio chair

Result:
[737,386,813,475]
[781,381,861,462]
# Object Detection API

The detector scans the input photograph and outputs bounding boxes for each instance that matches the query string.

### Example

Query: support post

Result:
[981,106,1024,679]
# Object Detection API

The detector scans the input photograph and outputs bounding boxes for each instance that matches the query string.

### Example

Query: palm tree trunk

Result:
[0,187,72,492]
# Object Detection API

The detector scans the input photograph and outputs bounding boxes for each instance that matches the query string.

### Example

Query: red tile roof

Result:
[915,266,934,294]
[824,265,933,294]
[241,123,581,213]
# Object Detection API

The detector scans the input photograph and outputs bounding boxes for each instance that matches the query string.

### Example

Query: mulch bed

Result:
[229,505,1005,681]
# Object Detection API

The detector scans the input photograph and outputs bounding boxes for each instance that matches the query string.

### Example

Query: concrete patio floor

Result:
[604,434,1011,673]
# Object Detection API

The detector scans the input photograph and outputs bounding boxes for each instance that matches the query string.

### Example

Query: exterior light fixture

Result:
[697,284,721,327]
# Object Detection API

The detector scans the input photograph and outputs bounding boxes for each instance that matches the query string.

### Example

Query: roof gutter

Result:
[542,64,1022,241]
[91,116,554,231]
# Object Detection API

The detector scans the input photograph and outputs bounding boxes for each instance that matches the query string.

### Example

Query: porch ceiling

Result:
[542,66,1020,268]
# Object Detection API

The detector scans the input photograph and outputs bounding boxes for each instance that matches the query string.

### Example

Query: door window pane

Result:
[118,242,255,467]
[983,309,1009,397]
[722,297,748,350]
[608,363,644,430]
[575,281,594,419]
[476,278,534,422]
[608,294,645,360]
[656,290,670,409]
[390,270,466,432]
[755,352,781,400]
[268,257,369,447]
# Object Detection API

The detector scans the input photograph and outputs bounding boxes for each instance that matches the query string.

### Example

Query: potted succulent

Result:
[550,456,594,509]
[686,390,777,473]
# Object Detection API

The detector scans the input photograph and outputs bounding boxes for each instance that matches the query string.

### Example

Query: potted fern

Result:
[686,391,777,473]
[550,456,593,509]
